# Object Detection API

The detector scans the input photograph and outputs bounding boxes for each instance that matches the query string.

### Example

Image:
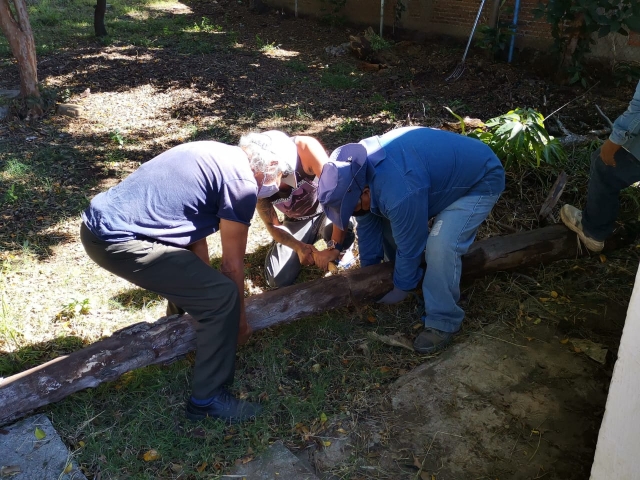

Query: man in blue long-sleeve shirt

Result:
[561,81,640,251]
[318,127,505,354]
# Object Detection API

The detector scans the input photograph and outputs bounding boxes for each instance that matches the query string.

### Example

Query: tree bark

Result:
[0,224,633,426]
[94,0,107,37]
[0,0,42,116]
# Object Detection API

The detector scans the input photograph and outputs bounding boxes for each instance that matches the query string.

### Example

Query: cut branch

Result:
[0,224,634,426]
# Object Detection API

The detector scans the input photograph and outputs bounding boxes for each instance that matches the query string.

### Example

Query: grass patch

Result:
[47,308,421,478]
[320,63,359,90]
[285,59,309,72]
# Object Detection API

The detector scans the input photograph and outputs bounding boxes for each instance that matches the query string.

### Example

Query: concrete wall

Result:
[273,0,639,63]
[590,264,640,479]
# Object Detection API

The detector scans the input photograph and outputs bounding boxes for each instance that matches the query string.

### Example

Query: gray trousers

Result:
[80,223,239,399]
[265,214,355,288]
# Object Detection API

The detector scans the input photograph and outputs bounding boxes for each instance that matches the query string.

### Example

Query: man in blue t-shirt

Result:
[81,138,294,422]
[318,127,505,354]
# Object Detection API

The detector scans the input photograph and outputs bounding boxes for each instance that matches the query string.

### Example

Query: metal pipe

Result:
[508,0,521,63]
[380,0,385,37]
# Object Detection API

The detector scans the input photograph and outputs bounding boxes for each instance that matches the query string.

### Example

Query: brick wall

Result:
[269,0,639,62]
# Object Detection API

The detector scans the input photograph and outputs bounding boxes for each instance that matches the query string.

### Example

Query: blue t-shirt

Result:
[357,127,505,290]
[82,141,258,247]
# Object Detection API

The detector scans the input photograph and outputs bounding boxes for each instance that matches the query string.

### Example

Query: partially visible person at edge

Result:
[80,136,292,423]
[239,131,355,288]
[561,80,640,252]
[317,126,505,354]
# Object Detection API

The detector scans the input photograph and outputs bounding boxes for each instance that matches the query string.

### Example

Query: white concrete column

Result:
[590,264,640,479]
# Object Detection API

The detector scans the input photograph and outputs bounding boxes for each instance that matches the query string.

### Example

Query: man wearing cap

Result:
[318,126,505,354]
[241,131,355,288]
[81,138,283,422]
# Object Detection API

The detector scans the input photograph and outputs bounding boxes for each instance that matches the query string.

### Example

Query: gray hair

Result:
[240,130,298,181]
[239,132,279,179]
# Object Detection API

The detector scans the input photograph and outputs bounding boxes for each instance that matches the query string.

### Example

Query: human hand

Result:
[296,243,317,267]
[312,248,340,271]
[600,139,622,167]
[377,287,409,305]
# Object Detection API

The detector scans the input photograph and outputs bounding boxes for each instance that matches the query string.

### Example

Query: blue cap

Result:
[318,143,368,230]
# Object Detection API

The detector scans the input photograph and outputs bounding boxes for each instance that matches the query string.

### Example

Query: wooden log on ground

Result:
[0,224,633,426]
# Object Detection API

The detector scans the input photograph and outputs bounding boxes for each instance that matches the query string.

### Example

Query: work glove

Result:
[377,287,409,305]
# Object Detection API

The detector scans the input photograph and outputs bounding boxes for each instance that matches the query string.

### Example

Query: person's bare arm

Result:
[294,136,329,178]
[256,198,316,266]
[219,218,251,345]
[186,237,210,265]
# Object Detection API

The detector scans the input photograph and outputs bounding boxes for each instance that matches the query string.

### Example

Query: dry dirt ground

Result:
[1,1,638,478]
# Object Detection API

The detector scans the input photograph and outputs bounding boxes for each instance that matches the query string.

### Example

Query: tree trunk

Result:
[94,0,107,37]
[558,12,585,78]
[0,224,633,426]
[0,0,42,116]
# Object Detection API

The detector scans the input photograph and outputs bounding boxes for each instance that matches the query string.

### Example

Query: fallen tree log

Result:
[0,224,633,426]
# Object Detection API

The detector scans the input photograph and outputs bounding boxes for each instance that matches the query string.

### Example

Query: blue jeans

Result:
[582,147,640,241]
[422,194,500,332]
[380,194,500,333]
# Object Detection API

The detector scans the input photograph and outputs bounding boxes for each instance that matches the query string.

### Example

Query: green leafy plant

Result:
[319,0,347,26]
[613,61,640,86]
[394,0,406,32]
[56,298,91,321]
[367,32,392,51]
[110,129,125,147]
[256,34,278,52]
[476,0,512,56]
[4,184,19,204]
[534,0,640,81]
[471,108,566,168]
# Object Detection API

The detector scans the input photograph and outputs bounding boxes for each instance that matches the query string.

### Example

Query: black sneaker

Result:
[413,328,456,354]
[185,388,262,423]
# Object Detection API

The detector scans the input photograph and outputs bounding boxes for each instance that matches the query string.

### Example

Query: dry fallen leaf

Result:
[550,291,558,298]
[142,449,160,461]
[570,338,608,364]
[367,315,376,323]
[322,440,331,447]
[320,412,328,424]
[34,427,46,440]
[196,462,208,473]
[599,254,607,263]
[311,363,321,373]
[380,366,392,373]
[63,463,73,474]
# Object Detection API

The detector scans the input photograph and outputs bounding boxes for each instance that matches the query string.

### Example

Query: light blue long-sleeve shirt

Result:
[356,127,505,291]
[610,81,640,160]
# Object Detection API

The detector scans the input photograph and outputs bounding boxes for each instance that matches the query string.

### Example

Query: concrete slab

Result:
[384,323,608,479]
[230,440,319,480]
[0,414,86,480]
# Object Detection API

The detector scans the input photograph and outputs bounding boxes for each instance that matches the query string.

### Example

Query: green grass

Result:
[47,309,419,478]
[320,63,360,90]
[285,59,309,72]
[0,0,237,57]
